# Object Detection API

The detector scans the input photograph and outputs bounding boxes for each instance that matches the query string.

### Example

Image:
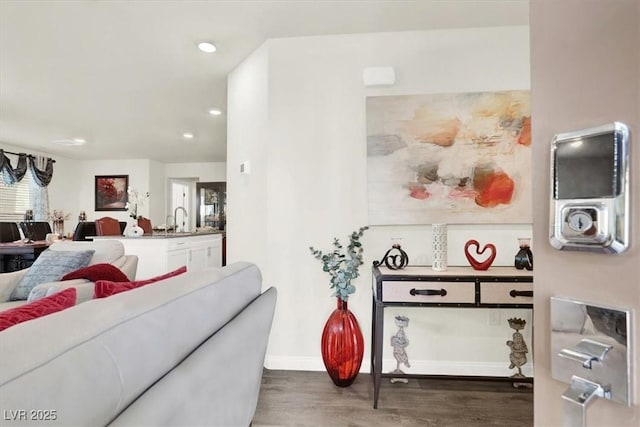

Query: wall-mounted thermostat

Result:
[240,161,251,174]
[550,122,630,253]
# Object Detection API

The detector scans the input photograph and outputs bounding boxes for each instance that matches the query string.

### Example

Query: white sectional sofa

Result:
[0,240,138,311]
[0,262,277,426]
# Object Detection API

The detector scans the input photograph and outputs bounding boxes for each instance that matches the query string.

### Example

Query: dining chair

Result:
[19,221,52,241]
[72,222,96,241]
[136,217,153,235]
[0,222,21,243]
[95,217,122,236]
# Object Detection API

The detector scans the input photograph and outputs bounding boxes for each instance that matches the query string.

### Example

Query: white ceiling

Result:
[0,0,529,163]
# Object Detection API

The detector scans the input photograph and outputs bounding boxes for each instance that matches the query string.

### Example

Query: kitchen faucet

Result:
[174,206,188,232]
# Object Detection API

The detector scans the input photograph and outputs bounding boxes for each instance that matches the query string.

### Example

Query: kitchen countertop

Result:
[92,231,224,239]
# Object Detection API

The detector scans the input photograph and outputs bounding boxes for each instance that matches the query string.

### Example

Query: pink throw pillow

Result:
[94,266,187,298]
[62,263,129,283]
[0,288,77,332]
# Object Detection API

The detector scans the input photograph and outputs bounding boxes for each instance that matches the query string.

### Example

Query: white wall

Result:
[77,159,150,234]
[227,26,532,374]
[148,159,166,226]
[164,162,226,182]
[1,144,223,234]
[227,44,270,277]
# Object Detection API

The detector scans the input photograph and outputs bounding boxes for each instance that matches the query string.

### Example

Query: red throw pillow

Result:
[62,263,129,283]
[0,288,77,332]
[94,266,187,298]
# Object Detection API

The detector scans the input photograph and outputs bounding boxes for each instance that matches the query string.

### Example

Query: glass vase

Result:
[53,220,64,238]
[321,298,364,387]
[125,220,144,237]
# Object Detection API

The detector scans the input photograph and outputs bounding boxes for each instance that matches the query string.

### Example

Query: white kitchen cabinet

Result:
[188,244,207,271]
[93,233,223,280]
[201,238,222,269]
[167,247,190,272]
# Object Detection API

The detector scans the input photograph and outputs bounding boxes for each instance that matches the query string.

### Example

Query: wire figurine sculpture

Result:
[506,318,528,378]
[389,315,411,384]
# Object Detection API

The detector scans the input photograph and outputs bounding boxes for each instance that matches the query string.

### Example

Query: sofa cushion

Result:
[49,240,124,265]
[0,262,262,427]
[94,266,187,298]
[9,250,95,301]
[62,263,129,283]
[0,288,76,331]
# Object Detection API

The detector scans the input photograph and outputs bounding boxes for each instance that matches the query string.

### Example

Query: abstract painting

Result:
[367,90,531,224]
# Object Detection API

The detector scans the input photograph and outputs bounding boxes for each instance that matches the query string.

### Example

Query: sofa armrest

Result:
[114,255,138,280]
[28,279,95,305]
[0,269,28,303]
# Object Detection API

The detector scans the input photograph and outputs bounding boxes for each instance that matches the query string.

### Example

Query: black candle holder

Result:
[514,238,533,270]
[374,241,409,270]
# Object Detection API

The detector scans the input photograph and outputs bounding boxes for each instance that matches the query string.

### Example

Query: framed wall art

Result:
[95,175,128,211]
[366,90,531,224]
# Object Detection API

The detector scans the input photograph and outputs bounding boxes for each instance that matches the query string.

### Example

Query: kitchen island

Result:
[93,231,223,280]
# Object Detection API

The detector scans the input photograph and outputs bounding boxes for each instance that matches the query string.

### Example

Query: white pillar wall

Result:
[531,1,640,425]
[227,26,532,374]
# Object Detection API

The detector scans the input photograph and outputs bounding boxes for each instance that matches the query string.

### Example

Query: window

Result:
[0,173,31,221]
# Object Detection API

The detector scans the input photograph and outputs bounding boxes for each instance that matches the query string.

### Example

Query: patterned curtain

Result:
[0,150,28,185]
[28,155,54,187]
[28,156,50,221]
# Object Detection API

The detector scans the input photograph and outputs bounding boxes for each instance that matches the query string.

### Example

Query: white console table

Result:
[371,264,533,409]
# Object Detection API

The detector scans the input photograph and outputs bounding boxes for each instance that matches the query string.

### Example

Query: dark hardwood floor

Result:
[253,370,533,426]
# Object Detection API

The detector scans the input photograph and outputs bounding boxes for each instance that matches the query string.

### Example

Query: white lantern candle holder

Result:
[432,223,448,271]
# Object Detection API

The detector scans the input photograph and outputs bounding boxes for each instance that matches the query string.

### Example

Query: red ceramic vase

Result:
[321,298,364,387]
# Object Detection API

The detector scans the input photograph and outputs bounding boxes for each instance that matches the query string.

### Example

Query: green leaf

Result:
[310,226,368,298]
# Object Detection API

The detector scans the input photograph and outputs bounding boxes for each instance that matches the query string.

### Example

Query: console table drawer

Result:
[480,282,533,304]
[382,281,475,303]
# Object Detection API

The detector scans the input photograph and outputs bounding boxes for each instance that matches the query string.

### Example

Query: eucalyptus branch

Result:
[310,226,369,301]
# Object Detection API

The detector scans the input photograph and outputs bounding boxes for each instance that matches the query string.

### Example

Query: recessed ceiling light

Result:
[51,138,87,146]
[208,109,222,116]
[198,42,217,53]
[182,132,195,139]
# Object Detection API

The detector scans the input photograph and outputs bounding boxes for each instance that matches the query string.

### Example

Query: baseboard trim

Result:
[264,356,534,377]
[265,356,325,371]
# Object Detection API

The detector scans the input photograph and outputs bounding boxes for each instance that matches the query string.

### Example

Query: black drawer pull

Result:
[510,289,533,298]
[410,288,447,297]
